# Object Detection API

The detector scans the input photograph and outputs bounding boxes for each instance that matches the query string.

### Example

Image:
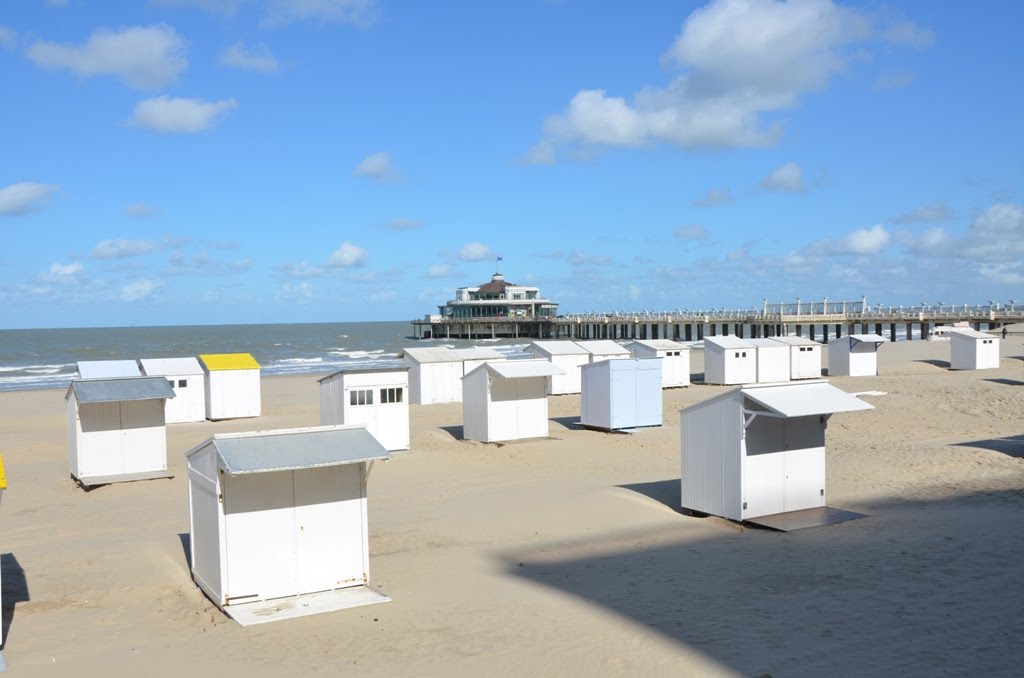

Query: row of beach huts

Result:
[0,327,998,657]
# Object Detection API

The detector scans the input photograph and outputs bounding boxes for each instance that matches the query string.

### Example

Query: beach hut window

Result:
[179,379,188,388]
[349,389,375,406]
[380,387,403,404]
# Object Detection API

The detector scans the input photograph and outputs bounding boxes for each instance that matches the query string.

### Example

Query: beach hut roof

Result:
[949,328,992,340]
[187,426,389,476]
[317,366,409,383]
[772,336,819,347]
[398,347,459,363]
[529,340,585,356]
[630,339,687,351]
[681,380,873,418]
[77,360,142,379]
[577,340,629,356]
[704,335,755,350]
[450,347,505,361]
[749,338,787,348]
[478,360,565,379]
[66,377,176,404]
[834,334,887,348]
[199,353,260,371]
[138,357,203,376]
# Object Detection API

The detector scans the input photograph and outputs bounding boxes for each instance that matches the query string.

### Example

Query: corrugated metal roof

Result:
[577,340,629,356]
[450,347,506,361]
[949,328,993,340]
[317,366,409,383]
[199,353,260,371]
[742,382,873,417]
[191,426,389,475]
[629,339,687,351]
[399,347,458,363]
[528,340,585,356]
[772,336,819,347]
[482,360,565,379]
[77,360,142,379]
[139,357,203,376]
[68,377,176,403]
[704,335,754,350]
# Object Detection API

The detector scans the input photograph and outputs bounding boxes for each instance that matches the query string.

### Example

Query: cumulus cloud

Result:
[262,0,377,27]
[805,224,890,256]
[0,182,59,216]
[27,24,187,89]
[122,202,159,217]
[457,242,494,262]
[220,42,279,73]
[890,202,954,224]
[674,224,710,240]
[354,152,400,182]
[328,241,368,267]
[121,279,163,302]
[897,204,1024,262]
[532,0,932,160]
[0,25,16,51]
[129,96,238,133]
[92,238,172,259]
[381,218,423,230]
[692,188,734,207]
[760,161,805,193]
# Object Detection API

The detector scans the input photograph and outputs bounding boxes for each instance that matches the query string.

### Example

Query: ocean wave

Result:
[0,363,74,374]
[274,357,324,365]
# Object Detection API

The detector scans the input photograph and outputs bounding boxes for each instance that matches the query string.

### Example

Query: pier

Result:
[412,299,1024,342]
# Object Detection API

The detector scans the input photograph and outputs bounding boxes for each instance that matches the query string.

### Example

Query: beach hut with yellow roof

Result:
[198,353,261,420]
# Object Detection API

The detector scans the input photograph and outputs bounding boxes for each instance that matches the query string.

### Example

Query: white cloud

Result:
[121,279,162,302]
[129,96,238,134]
[40,262,84,284]
[276,281,314,301]
[0,25,16,51]
[805,224,890,256]
[122,202,159,217]
[381,218,423,230]
[674,224,710,240]
[425,264,458,278]
[760,161,805,193]
[972,203,1023,235]
[92,238,169,259]
[457,242,494,262]
[533,0,932,158]
[220,42,279,73]
[896,204,1024,262]
[0,182,59,216]
[890,202,953,224]
[328,241,368,267]
[354,152,400,182]
[27,25,187,89]
[692,188,734,207]
[262,0,377,27]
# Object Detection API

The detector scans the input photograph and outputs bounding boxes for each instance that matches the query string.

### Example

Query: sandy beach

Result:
[1,338,1022,677]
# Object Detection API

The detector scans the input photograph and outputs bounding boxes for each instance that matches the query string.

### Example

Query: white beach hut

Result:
[627,340,690,389]
[949,328,1000,370]
[186,425,391,626]
[577,340,631,363]
[77,359,142,379]
[772,336,823,380]
[400,347,464,405]
[828,334,887,377]
[580,358,663,431]
[462,359,565,443]
[198,353,261,420]
[66,377,176,487]
[451,347,507,377]
[703,335,757,385]
[750,338,791,384]
[138,357,206,423]
[680,380,873,522]
[318,367,410,451]
[525,340,589,395]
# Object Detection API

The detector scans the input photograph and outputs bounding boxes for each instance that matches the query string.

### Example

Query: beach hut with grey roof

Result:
[949,328,1000,370]
[828,334,887,377]
[318,366,410,451]
[703,335,757,385]
[462,359,565,443]
[65,376,175,487]
[525,340,589,395]
[139,357,206,423]
[577,340,631,363]
[628,339,691,388]
[400,347,464,405]
[199,353,261,420]
[186,425,391,626]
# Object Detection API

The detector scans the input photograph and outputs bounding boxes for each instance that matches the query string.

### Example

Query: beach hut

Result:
[577,340,631,363]
[680,380,873,523]
[703,335,757,385]
[462,359,565,443]
[318,367,410,451]
[525,340,589,395]
[400,347,464,405]
[627,340,690,388]
[949,328,1000,370]
[138,357,206,423]
[451,347,507,377]
[65,377,175,487]
[77,359,142,379]
[580,358,663,431]
[186,425,391,626]
[828,334,887,377]
[750,338,791,384]
[772,336,823,380]
[198,353,261,420]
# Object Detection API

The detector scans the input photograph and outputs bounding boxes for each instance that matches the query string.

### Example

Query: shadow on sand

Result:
[1,553,29,651]
[438,425,464,441]
[955,434,1024,459]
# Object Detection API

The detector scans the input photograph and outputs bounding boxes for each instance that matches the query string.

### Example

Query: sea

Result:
[0,321,535,393]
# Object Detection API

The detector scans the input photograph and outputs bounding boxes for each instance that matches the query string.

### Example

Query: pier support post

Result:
[906,322,912,340]
[890,323,896,343]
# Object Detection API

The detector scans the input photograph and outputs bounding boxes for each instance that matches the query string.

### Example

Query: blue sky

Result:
[1,0,1021,329]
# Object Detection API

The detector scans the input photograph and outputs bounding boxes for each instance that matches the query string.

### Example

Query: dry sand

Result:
[1,339,1022,677]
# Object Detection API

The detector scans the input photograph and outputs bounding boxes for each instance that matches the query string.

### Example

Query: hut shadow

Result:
[501,489,1024,677]
[915,359,950,368]
[178,533,192,569]
[954,434,1024,459]
[439,425,464,441]
[983,378,1023,386]
[618,479,682,512]
[550,416,581,430]
[1,553,29,651]
[689,372,706,384]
